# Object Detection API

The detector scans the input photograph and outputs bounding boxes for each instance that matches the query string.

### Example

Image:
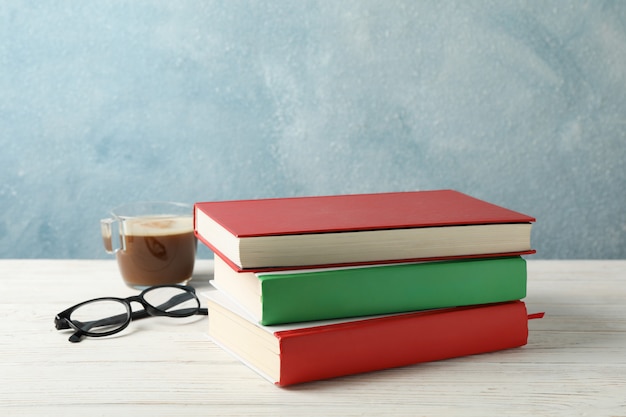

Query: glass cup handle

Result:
[101,218,122,254]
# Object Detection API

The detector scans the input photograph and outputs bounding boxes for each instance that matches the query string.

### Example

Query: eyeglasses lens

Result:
[70,300,129,334]
[143,287,200,317]
[143,286,199,317]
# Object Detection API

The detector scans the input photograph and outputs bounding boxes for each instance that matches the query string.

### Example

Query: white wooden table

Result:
[0,259,624,416]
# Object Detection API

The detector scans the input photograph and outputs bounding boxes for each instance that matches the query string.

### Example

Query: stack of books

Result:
[194,189,541,386]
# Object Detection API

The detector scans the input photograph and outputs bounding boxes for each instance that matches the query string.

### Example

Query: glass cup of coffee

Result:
[100,202,197,289]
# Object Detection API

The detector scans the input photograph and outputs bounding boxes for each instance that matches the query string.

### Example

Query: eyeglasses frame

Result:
[54,284,208,343]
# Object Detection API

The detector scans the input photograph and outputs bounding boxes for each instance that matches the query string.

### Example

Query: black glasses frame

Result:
[54,284,208,343]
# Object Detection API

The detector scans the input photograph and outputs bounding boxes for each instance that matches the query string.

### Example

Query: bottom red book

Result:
[205,289,543,387]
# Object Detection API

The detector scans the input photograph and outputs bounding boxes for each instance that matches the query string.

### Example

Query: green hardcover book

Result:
[212,255,528,325]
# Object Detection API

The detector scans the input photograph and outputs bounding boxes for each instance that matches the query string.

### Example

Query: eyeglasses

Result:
[54,284,208,343]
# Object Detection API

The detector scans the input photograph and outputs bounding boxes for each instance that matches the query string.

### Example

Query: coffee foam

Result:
[123,215,193,236]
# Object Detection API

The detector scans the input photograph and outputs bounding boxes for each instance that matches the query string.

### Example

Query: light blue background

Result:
[1,1,625,260]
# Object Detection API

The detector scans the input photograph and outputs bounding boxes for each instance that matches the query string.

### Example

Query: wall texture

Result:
[1,1,625,259]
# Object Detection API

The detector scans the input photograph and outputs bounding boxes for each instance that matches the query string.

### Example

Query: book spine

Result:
[260,257,527,325]
[276,300,530,386]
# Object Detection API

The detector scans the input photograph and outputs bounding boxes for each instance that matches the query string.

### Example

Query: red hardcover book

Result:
[194,190,535,271]
[206,289,543,387]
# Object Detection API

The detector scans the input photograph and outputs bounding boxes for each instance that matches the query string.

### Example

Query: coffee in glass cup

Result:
[101,202,197,289]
